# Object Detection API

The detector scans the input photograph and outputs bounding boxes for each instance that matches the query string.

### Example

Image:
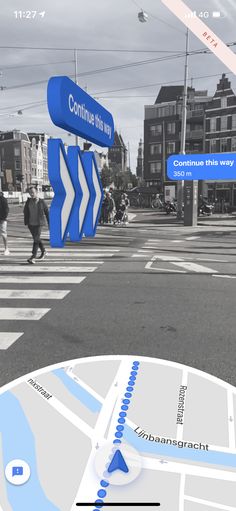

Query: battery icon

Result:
[212,11,221,17]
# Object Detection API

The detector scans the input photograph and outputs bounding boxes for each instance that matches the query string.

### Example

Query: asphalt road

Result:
[0,205,236,388]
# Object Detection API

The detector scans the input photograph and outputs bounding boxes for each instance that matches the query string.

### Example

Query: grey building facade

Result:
[0,130,31,191]
[143,86,211,193]
[108,131,127,173]
[204,74,236,208]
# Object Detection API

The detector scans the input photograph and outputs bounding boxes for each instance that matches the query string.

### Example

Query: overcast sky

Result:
[0,0,236,171]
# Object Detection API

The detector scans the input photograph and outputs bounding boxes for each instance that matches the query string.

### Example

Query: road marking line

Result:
[145,261,186,273]
[0,265,96,273]
[185,236,200,240]
[171,240,184,243]
[173,261,218,273]
[0,308,50,320]
[138,250,153,253]
[184,495,236,510]
[0,276,86,284]
[153,255,184,261]
[6,247,120,252]
[132,254,147,257]
[197,258,228,263]
[0,290,70,299]
[2,259,104,264]
[0,332,24,349]
[213,275,236,279]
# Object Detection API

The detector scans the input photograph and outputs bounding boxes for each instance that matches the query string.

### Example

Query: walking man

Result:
[24,186,49,264]
[0,191,10,255]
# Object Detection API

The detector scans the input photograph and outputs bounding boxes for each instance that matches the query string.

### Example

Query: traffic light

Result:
[83,142,92,151]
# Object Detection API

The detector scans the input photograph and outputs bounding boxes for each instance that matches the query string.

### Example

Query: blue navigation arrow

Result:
[107,450,129,474]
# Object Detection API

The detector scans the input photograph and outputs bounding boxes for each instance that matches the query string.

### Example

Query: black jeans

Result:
[28,225,45,258]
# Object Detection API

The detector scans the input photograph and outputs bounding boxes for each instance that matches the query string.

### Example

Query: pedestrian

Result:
[0,191,10,255]
[107,192,115,223]
[24,186,49,264]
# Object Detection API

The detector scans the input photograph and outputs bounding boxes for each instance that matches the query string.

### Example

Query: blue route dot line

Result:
[93,360,140,509]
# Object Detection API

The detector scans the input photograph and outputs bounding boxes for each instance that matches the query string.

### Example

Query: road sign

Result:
[47,76,114,147]
[167,153,236,181]
[48,139,103,247]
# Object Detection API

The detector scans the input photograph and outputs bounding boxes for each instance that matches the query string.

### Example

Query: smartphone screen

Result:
[0,2,235,510]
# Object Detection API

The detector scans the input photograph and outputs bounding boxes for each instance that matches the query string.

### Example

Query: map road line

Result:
[179,473,185,511]
[66,368,104,404]
[141,455,236,481]
[70,359,133,509]
[227,389,235,449]
[184,495,236,510]
[27,382,94,439]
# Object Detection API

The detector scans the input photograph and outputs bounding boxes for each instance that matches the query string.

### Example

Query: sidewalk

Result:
[197,213,236,227]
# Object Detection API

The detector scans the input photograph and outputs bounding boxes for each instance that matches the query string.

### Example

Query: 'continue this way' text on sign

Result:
[47,76,114,147]
[167,153,236,181]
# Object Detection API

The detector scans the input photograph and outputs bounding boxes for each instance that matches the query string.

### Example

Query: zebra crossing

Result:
[0,237,120,350]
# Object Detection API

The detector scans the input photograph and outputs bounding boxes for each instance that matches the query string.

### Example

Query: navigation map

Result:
[0,355,236,510]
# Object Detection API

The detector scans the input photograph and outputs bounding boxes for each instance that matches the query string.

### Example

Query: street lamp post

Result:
[177,28,189,220]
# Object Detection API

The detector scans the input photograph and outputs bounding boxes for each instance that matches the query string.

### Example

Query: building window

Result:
[150,161,161,174]
[210,139,217,152]
[150,143,162,155]
[14,159,21,170]
[210,117,217,132]
[149,124,162,136]
[167,142,175,154]
[157,105,176,117]
[221,116,228,131]
[232,114,236,129]
[14,146,20,157]
[232,137,236,151]
[167,122,175,134]
[220,138,228,152]
[221,97,227,108]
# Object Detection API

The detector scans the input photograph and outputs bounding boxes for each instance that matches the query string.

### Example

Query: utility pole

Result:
[74,49,79,147]
[162,120,166,197]
[177,28,189,220]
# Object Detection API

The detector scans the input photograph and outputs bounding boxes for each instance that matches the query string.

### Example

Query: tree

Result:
[101,165,112,188]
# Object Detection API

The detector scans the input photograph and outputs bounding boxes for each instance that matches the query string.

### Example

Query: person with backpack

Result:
[0,192,10,255]
[24,186,49,264]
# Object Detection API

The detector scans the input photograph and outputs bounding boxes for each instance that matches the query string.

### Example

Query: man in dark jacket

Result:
[24,186,49,264]
[0,192,10,255]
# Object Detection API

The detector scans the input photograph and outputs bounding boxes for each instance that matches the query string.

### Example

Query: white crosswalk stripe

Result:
[0,290,70,299]
[0,308,50,320]
[0,237,121,350]
[0,332,24,349]
[0,265,97,273]
[0,276,86,284]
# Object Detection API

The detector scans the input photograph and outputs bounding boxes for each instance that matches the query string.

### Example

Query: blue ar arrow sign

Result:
[48,139,98,247]
[82,152,103,237]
